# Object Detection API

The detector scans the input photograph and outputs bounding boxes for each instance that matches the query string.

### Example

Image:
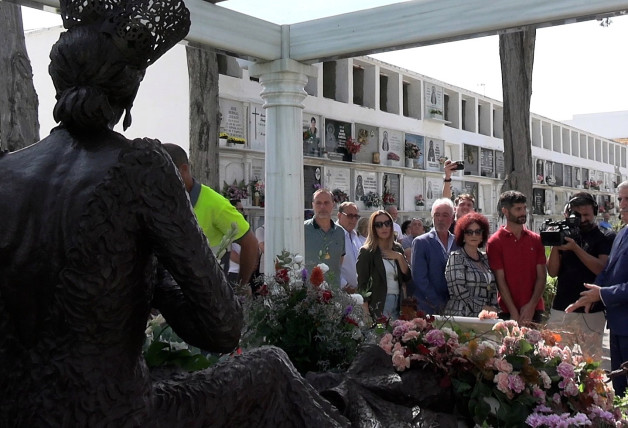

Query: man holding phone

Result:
[443,159,475,233]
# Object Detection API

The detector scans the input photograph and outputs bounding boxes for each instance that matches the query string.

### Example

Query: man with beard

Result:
[487,191,546,325]
[546,193,613,359]
[567,181,628,397]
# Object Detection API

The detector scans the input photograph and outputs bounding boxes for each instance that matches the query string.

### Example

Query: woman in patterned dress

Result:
[443,212,497,316]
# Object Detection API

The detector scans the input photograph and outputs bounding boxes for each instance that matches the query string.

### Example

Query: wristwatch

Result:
[443,177,452,182]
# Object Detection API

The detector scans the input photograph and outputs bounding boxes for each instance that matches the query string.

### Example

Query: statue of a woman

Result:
[0,0,346,426]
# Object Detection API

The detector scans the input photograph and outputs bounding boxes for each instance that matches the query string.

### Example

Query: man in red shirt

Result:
[487,191,546,325]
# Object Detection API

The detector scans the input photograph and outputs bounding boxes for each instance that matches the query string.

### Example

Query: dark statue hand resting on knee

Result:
[0,0,347,426]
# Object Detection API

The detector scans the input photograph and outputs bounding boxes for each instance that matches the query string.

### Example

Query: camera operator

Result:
[546,192,614,359]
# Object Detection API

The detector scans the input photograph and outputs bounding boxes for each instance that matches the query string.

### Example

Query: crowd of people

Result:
[301,159,628,398]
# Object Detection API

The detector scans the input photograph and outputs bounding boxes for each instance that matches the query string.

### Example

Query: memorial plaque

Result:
[303,114,321,157]
[380,128,403,167]
[554,163,564,187]
[495,151,505,178]
[463,144,480,176]
[304,165,322,208]
[354,124,378,163]
[425,138,445,172]
[354,170,378,202]
[326,166,351,197]
[249,103,266,151]
[219,98,246,140]
[383,173,400,208]
[480,148,494,178]
[533,188,545,215]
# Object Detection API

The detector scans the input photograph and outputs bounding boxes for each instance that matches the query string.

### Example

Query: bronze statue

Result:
[0,0,346,425]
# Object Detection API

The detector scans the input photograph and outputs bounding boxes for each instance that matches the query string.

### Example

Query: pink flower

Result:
[494,372,511,397]
[379,333,394,354]
[539,370,552,389]
[560,378,580,397]
[412,317,428,330]
[425,329,446,347]
[493,358,513,374]
[507,374,526,394]
[523,327,542,344]
[478,309,498,320]
[557,362,575,380]
[392,350,410,371]
[401,330,420,342]
[532,386,546,402]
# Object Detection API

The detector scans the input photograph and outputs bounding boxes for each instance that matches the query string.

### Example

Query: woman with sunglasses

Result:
[443,212,497,316]
[356,210,411,320]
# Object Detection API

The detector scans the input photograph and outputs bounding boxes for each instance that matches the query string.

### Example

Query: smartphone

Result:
[454,160,465,170]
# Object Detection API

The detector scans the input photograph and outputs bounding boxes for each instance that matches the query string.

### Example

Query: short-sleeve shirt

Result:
[190,181,250,252]
[304,218,345,287]
[487,226,546,313]
[552,225,613,312]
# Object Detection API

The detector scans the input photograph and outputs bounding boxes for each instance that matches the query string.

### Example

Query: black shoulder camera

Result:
[540,211,581,246]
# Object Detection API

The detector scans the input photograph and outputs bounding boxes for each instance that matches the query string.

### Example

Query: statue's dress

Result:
[0,127,347,427]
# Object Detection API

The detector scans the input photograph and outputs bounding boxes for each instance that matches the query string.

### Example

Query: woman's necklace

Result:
[385,259,398,281]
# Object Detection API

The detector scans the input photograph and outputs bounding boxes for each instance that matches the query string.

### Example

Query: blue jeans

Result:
[383,294,400,320]
[610,333,628,397]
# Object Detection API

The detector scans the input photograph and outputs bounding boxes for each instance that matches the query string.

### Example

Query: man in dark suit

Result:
[567,180,628,397]
[409,198,458,314]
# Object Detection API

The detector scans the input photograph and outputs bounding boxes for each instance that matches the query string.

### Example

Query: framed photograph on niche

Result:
[463,144,479,176]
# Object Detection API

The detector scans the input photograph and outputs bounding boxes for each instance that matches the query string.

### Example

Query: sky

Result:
[21,1,628,123]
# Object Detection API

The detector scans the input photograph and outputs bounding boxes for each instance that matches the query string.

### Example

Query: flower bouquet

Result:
[241,251,367,374]
[405,141,420,159]
[221,179,249,201]
[361,192,382,209]
[332,188,349,204]
[345,137,362,155]
[379,314,624,427]
[249,178,265,207]
[382,192,397,206]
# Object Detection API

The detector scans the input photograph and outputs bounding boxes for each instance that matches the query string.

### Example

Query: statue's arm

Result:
[137,141,243,353]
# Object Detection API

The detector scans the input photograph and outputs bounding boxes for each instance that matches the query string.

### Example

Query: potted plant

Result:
[382,192,397,207]
[227,136,246,147]
[405,142,419,168]
[428,108,443,119]
[249,178,265,207]
[344,137,362,161]
[219,132,229,147]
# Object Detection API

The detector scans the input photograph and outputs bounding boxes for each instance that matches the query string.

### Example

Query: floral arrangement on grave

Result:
[382,192,397,206]
[438,156,448,165]
[249,178,265,207]
[221,179,249,201]
[241,251,368,374]
[379,314,624,427]
[344,137,363,155]
[361,191,383,209]
[332,188,349,204]
[537,174,545,183]
[415,194,425,207]
[312,183,322,191]
[387,152,400,161]
[429,108,443,116]
[405,141,420,159]
[227,136,246,145]
[219,132,228,140]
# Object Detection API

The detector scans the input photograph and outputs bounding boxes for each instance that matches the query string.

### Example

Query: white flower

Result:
[349,293,364,305]
[294,255,303,264]
[316,263,329,273]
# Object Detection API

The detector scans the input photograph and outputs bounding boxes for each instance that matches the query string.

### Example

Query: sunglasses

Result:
[341,212,361,220]
[464,229,483,236]
[374,220,393,229]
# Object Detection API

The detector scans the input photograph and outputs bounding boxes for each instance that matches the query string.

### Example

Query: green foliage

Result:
[143,316,219,371]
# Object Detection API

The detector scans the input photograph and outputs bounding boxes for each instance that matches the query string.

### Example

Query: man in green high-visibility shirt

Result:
[163,144,258,287]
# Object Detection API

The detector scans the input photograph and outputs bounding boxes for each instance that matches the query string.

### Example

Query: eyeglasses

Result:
[374,220,393,229]
[464,229,483,236]
[341,212,361,220]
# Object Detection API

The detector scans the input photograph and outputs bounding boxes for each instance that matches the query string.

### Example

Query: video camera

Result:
[540,211,581,246]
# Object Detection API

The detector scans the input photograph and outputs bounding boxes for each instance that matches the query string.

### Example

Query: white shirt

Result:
[393,221,402,240]
[339,225,361,289]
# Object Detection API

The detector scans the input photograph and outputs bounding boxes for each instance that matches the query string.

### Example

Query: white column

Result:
[249,58,318,275]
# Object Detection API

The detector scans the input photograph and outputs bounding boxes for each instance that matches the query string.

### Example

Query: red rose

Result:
[320,290,332,303]
[275,268,289,284]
